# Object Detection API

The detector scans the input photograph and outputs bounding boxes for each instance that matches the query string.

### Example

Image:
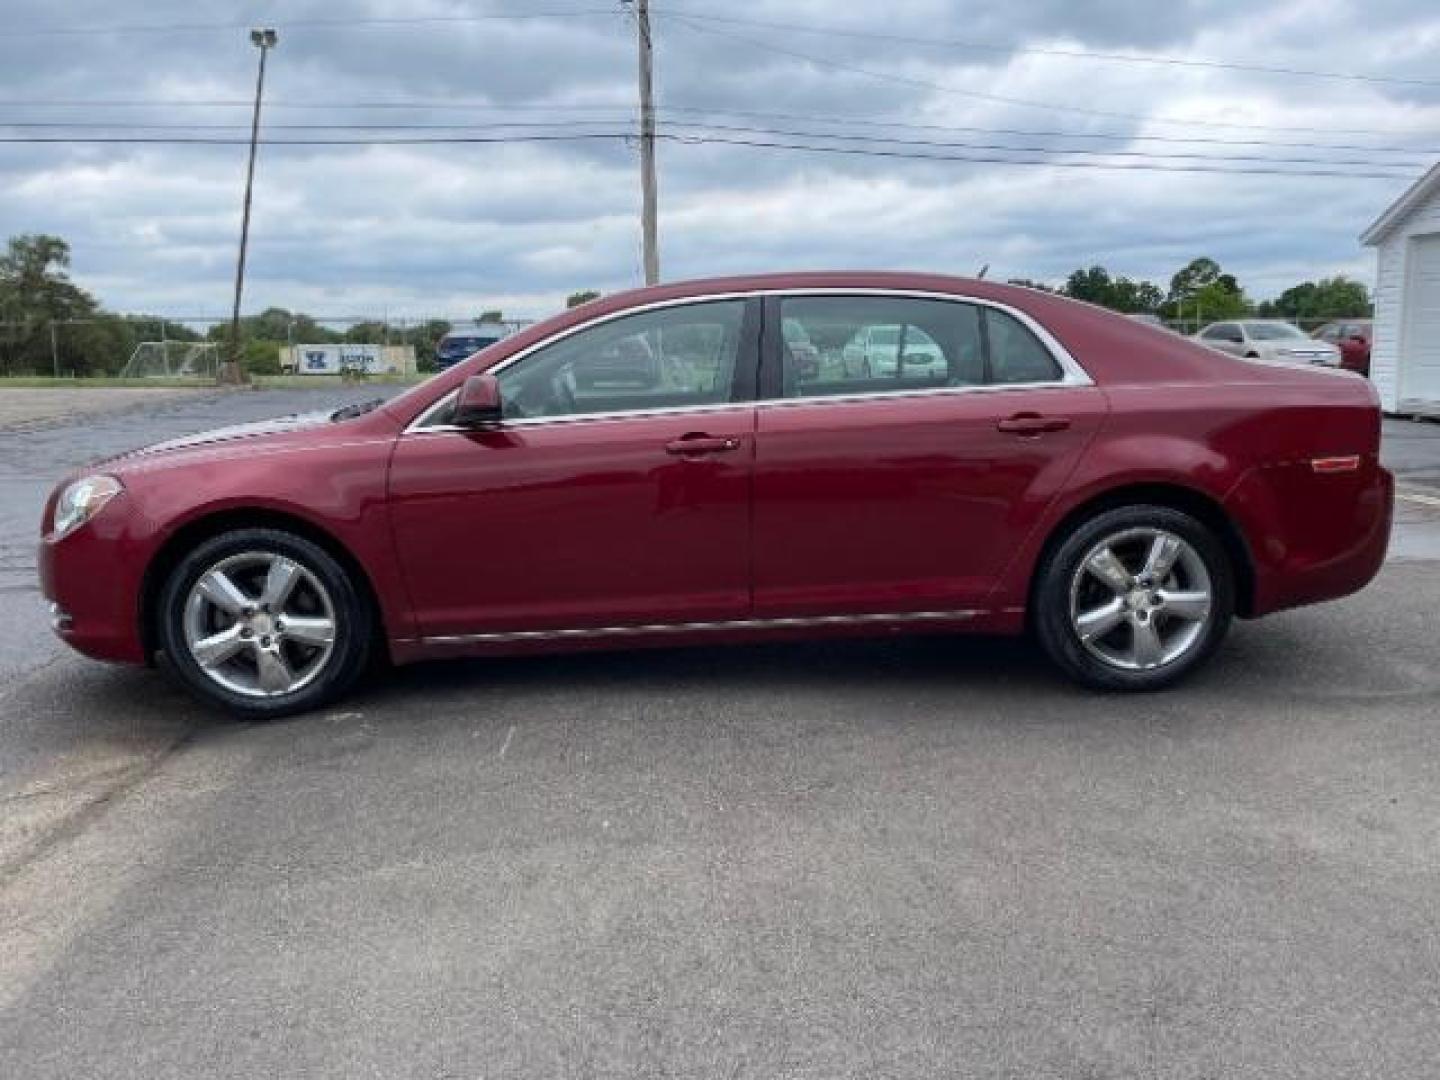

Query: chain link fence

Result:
[0,315,535,380]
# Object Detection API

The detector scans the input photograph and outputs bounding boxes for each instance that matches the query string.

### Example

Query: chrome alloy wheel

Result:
[1068,527,1214,672]
[182,551,338,698]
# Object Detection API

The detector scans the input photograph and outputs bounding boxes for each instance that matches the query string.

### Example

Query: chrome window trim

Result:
[417,607,983,646]
[404,287,1094,434]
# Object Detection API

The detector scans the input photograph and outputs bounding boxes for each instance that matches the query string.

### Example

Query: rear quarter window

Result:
[986,309,1062,383]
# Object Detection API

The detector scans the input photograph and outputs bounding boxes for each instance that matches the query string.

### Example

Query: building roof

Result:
[1361,161,1440,246]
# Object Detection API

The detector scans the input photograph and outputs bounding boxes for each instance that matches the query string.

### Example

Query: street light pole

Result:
[223,27,278,385]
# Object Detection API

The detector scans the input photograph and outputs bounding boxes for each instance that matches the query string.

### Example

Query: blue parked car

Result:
[434,325,508,371]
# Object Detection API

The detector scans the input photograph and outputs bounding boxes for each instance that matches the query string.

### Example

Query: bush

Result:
[241,340,282,375]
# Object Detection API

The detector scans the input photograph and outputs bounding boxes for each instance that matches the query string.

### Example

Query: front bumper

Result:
[38,501,155,665]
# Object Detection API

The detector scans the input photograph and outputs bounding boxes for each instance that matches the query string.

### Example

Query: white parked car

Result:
[842,324,947,377]
[1193,320,1340,366]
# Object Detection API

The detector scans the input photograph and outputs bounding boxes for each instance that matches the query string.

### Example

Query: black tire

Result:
[1032,504,1234,692]
[157,528,373,719]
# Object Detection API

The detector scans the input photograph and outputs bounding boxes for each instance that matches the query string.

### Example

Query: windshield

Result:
[870,327,900,346]
[1245,322,1306,340]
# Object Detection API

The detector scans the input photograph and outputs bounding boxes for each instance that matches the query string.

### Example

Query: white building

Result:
[1361,163,1440,416]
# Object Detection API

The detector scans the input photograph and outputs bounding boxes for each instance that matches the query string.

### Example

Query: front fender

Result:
[117,432,416,652]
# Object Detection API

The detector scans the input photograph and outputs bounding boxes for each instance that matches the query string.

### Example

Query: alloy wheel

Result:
[1068,527,1214,672]
[182,551,338,698]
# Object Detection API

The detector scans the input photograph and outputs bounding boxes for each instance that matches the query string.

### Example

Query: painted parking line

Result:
[1396,487,1440,509]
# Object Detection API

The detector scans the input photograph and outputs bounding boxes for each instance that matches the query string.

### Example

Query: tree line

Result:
[0,232,1373,377]
[0,234,587,377]
[1011,256,1372,324]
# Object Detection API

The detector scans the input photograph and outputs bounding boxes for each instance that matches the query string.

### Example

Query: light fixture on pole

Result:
[222,27,278,384]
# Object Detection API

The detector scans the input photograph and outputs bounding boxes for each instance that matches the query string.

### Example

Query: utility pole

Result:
[631,0,660,285]
[222,28,278,384]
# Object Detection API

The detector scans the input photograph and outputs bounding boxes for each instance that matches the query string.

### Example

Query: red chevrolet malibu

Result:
[40,273,1392,717]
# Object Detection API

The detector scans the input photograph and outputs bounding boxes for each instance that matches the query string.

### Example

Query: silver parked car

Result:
[1193,320,1340,366]
[842,324,947,377]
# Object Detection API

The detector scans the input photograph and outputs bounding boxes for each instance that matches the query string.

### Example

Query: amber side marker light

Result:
[1311,455,1361,474]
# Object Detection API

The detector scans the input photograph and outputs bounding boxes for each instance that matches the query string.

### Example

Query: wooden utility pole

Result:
[634,0,660,285]
[222,28,278,384]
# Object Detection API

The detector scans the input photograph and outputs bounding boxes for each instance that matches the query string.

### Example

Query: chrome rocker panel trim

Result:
[416,608,983,647]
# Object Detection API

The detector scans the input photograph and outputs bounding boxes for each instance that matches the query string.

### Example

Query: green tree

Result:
[1061,266,1165,313]
[0,234,109,374]
[401,318,452,373]
[1164,257,1249,321]
[1257,276,1371,320]
[478,309,504,324]
[343,320,390,344]
[567,289,601,308]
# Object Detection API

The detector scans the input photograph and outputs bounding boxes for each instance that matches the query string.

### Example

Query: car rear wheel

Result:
[1032,505,1234,691]
[158,528,372,718]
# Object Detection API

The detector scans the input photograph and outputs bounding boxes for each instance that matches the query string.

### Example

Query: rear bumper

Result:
[1226,461,1393,617]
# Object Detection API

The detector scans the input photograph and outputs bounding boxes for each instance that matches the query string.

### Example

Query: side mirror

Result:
[454,374,503,427]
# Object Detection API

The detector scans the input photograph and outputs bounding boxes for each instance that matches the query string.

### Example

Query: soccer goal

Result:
[119,341,222,379]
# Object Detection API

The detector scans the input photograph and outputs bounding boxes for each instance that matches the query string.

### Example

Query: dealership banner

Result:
[295,345,385,375]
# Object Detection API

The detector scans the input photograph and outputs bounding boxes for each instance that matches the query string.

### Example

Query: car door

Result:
[388,298,760,639]
[751,293,1107,617]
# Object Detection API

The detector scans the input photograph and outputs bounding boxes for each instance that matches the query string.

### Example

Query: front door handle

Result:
[996,413,1072,435]
[665,433,740,456]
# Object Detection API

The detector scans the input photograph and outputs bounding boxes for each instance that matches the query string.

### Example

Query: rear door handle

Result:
[996,413,1072,435]
[665,433,740,456]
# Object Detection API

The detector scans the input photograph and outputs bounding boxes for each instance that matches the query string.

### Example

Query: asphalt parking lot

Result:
[2,389,1440,1078]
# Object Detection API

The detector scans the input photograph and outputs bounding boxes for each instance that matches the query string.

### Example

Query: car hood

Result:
[79,410,344,476]
[127,409,336,457]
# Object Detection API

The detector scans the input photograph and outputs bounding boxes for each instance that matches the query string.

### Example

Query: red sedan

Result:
[1313,319,1372,376]
[40,273,1393,717]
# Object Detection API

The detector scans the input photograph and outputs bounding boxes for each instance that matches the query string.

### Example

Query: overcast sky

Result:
[1,0,1438,321]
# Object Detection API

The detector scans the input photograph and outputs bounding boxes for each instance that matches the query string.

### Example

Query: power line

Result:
[0,97,633,111]
[668,133,1416,180]
[3,118,1426,169]
[5,105,1438,156]
[9,4,1436,94]
[651,105,1440,157]
[0,131,1415,179]
[6,92,1436,146]
[665,122,1428,169]
[0,10,617,37]
[0,133,633,146]
[657,8,1440,90]
[664,14,1439,138]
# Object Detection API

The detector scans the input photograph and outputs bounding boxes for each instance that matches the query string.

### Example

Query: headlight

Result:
[50,475,123,540]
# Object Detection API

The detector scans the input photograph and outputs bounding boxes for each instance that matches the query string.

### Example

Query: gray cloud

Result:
[1,0,1437,318]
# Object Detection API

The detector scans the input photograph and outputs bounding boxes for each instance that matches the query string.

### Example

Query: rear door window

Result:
[776,296,1070,399]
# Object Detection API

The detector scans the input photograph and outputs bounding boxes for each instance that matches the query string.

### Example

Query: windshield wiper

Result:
[330,398,386,422]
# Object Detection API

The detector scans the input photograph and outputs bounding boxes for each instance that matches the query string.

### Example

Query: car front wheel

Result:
[1032,505,1234,691]
[157,528,373,718]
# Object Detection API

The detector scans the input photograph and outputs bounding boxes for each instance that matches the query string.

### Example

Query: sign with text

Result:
[296,344,385,375]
